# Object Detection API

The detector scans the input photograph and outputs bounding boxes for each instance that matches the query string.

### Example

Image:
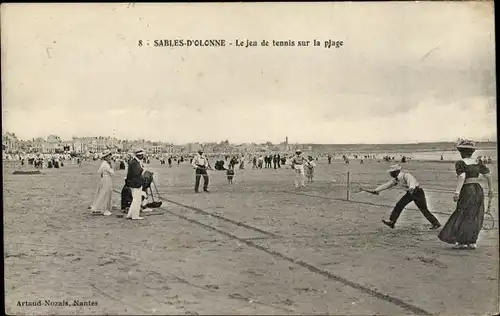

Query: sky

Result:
[1,2,496,144]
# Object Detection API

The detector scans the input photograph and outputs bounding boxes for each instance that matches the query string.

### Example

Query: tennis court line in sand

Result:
[145,194,433,316]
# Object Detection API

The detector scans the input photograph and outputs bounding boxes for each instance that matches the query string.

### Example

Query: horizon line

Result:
[2,133,497,146]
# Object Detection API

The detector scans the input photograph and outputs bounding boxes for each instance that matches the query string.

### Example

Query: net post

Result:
[346,171,350,201]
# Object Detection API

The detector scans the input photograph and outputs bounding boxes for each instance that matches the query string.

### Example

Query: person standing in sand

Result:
[438,139,494,250]
[192,150,210,193]
[258,155,264,169]
[90,150,114,216]
[226,164,235,184]
[273,154,279,169]
[305,156,316,183]
[371,164,441,230]
[239,154,245,169]
[291,150,310,188]
[125,149,147,220]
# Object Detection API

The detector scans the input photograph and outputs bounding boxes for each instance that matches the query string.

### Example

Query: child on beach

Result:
[305,156,316,182]
[226,164,235,184]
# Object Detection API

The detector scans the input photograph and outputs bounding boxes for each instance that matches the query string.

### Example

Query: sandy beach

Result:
[3,157,498,315]
[3,2,496,315]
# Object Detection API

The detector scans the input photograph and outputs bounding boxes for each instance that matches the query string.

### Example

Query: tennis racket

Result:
[482,195,495,230]
[349,182,379,195]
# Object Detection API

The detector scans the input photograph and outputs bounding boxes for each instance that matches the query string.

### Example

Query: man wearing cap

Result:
[372,164,441,229]
[192,150,210,193]
[125,149,146,220]
[291,150,310,188]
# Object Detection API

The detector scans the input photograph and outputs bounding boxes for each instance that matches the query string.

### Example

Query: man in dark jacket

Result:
[121,170,154,212]
[125,149,146,220]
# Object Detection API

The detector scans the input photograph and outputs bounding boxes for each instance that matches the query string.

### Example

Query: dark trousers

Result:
[273,161,277,169]
[195,168,209,192]
[390,187,440,225]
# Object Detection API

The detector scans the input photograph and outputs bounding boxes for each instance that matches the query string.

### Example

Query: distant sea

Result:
[353,149,497,162]
[301,142,497,161]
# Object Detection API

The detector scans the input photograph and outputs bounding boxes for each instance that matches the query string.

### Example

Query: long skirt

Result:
[91,176,113,213]
[438,183,485,245]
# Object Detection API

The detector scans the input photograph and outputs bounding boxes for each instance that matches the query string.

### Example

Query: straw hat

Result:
[135,149,145,156]
[387,164,402,172]
[101,150,112,158]
[296,150,302,154]
[455,139,476,149]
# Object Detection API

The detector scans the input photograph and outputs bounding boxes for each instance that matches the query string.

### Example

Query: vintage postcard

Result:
[2,2,497,315]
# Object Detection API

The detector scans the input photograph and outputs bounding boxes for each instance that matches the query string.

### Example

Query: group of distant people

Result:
[24,154,66,169]
[87,140,495,251]
[252,154,286,169]
[190,150,319,190]
[160,156,184,167]
[184,142,496,250]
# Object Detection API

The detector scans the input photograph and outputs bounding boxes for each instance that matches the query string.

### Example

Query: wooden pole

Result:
[346,171,350,201]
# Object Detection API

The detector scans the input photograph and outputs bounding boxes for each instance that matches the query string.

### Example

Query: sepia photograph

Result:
[1,2,497,315]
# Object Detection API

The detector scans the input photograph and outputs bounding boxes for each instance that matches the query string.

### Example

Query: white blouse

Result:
[97,161,114,177]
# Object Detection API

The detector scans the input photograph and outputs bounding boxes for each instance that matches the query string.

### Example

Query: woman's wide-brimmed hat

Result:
[296,149,302,154]
[101,150,112,158]
[387,164,402,172]
[135,149,145,156]
[455,139,476,149]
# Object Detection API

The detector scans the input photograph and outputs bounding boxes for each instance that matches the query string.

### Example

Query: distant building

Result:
[2,132,20,153]
[279,136,291,151]
[47,135,62,144]
[164,143,175,153]
[31,137,46,153]
[152,145,162,154]
[187,143,202,153]
[72,137,88,153]
[151,142,175,154]
[19,140,33,152]
[119,140,132,152]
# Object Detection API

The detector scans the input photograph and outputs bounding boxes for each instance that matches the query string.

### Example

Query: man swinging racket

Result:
[363,164,441,230]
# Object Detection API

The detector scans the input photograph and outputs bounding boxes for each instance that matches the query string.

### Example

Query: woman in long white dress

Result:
[90,151,115,216]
